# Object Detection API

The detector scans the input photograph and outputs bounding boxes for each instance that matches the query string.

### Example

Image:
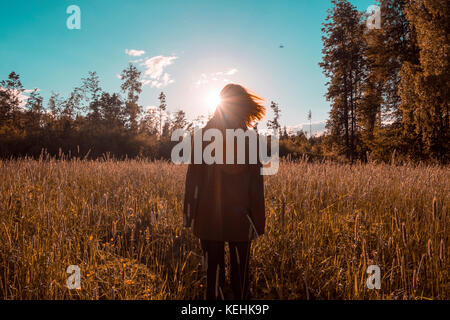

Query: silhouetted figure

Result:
[183,84,266,300]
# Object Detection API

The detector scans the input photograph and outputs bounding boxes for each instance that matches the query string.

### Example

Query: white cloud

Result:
[151,80,161,88]
[125,49,146,57]
[140,55,178,88]
[161,72,174,86]
[195,68,238,87]
[225,68,238,75]
[195,74,209,87]
[123,49,178,88]
[141,55,177,79]
[24,88,39,93]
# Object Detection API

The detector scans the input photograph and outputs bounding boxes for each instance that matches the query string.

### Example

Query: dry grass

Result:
[0,158,448,299]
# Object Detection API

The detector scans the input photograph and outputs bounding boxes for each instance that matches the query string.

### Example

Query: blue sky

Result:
[1,0,374,127]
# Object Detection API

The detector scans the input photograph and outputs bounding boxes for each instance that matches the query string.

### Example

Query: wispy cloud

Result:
[225,68,238,75]
[195,68,238,87]
[140,55,178,88]
[125,49,146,57]
[195,73,209,87]
[141,56,177,79]
[23,88,39,93]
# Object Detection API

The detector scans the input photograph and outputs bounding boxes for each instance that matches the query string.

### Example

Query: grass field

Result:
[0,158,448,299]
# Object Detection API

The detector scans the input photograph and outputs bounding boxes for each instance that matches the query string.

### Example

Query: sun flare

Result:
[205,91,221,112]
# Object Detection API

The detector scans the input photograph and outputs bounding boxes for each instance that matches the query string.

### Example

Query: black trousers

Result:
[200,240,251,300]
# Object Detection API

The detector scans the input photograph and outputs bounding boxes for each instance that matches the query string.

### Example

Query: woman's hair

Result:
[212,84,266,129]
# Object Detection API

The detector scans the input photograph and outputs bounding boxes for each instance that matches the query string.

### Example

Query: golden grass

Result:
[0,158,448,299]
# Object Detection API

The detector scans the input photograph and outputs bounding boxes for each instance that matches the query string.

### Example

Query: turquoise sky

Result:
[1,0,374,127]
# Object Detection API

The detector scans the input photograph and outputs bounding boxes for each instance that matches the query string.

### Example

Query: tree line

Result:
[0,64,201,160]
[0,64,321,161]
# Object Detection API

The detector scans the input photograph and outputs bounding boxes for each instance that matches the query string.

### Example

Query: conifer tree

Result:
[120,64,142,133]
[320,0,365,160]
[399,0,449,161]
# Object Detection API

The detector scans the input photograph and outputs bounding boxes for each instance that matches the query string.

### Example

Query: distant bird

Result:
[279,44,285,48]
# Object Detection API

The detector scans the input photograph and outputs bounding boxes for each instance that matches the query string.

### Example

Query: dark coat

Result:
[183,126,265,242]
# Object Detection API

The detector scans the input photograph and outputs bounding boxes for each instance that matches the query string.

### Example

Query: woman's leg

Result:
[229,241,251,300]
[200,240,225,300]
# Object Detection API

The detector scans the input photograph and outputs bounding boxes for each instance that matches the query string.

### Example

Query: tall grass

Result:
[0,158,448,299]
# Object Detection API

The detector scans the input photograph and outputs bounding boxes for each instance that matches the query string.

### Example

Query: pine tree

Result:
[140,107,159,136]
[161,115,172,138]
[48,92,64,119]
[307,109,312,138]
[82,71,102,121]
[320,0,366,161]
[64,87,84,120]
[267,101,281,135]
[282,126,289,139]
[158,92,167,138]
[99,92,125,128]
[360,0,420,160]
[24,88,44,132]
[399,0,449,161]
[172,109,187,131]
[120,64,142,133]
[0,72,23,126]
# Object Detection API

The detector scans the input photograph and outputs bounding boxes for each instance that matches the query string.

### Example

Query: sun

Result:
[205,91,221,113]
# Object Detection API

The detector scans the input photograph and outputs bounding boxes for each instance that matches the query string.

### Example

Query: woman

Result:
[183,84,266,300]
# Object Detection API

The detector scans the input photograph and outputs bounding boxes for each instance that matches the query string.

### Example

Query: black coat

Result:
[183,124,265,242]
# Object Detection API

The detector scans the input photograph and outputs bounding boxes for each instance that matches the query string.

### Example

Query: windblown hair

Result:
[210,84,266,129]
